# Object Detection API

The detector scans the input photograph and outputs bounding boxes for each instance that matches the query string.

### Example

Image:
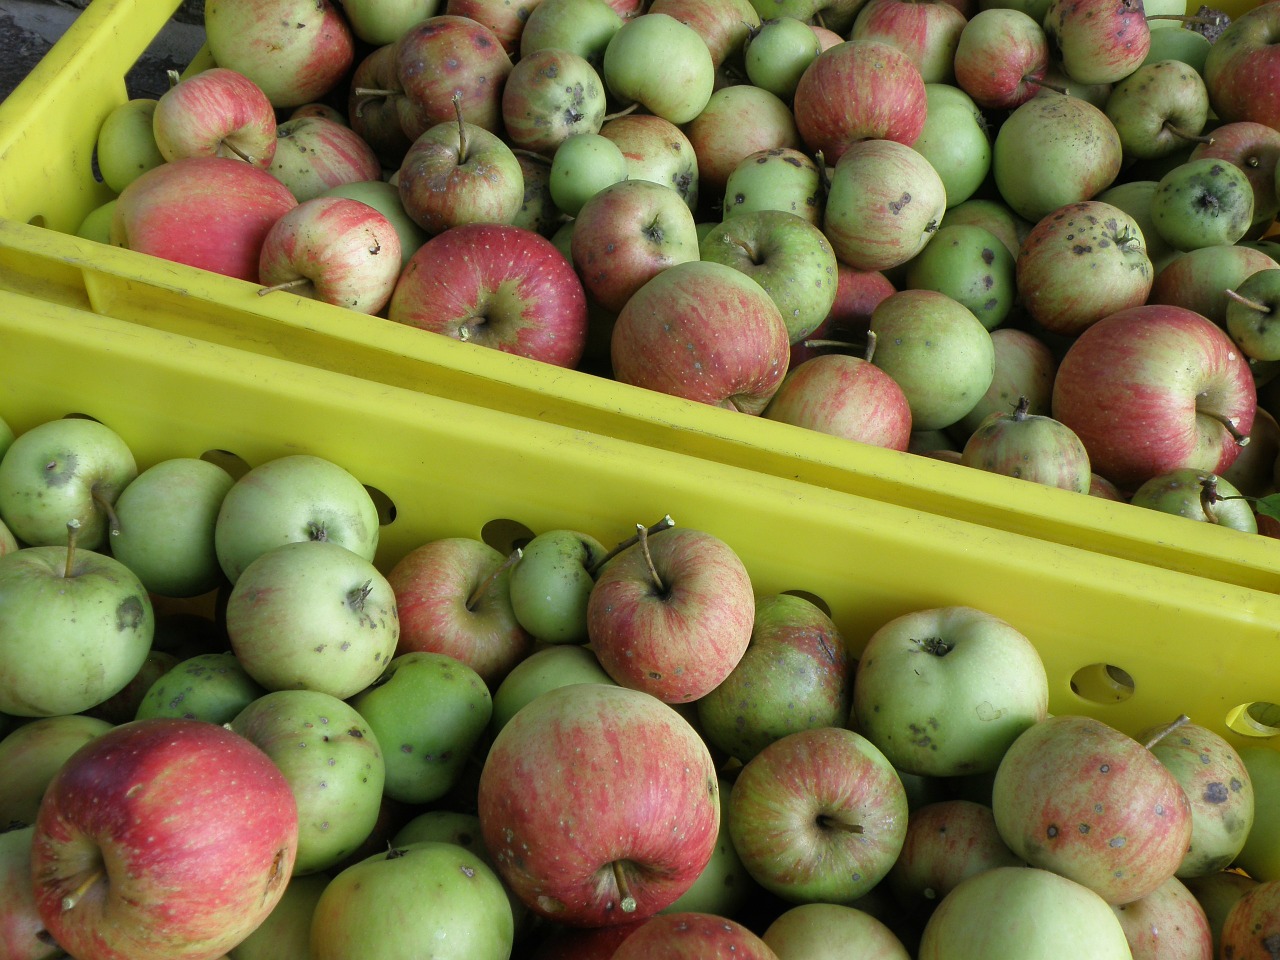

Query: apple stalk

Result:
[466,547,523,610]
[589,515,674,574]
[1142,714,1191,749]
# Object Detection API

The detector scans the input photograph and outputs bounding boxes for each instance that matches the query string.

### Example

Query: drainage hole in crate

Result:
[28,215,45,228]
[778,589,831,617]
[481,519,537,555]
[364,485,397,526]
[61,411,102,423]
[1069,663,1135,705]
[200,449,252,482]
[1226,702,1280,738]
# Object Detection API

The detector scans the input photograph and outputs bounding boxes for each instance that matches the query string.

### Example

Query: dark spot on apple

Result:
[461,864,476,878]
[43,453,78,486]
[1079,823,1090,834]
[981,248,994,265]
[348,727,363,738]
[1109,836,1126,848]
[1095,803,1104,813]
[116,596,145,631]
[401,744,414,753]
[1155,803,1165,815]
[1073,244,1091,255]
[1099,763,1110,773]
[1047,824,1059,838]
[1201,753,1212,763]
[1204,782,1229,804]
[1261,934,1280,958]
[1231,777,1244,791]
[648,671,662,679]
[888,193,911,215]
[386,848,407,860]
[984,298,999,311]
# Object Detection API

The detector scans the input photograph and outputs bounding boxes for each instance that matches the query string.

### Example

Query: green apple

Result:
[340,0,439,45]
[85,649,180,725]
[228,873,330,960]
[1129,468,1257,532]
[852,606,1049,777]
[1182,870,1258,956]
[0,415,13,461]
[951,328,1058,444]
[1143,25,1211,73]
[0,538,153,718]
[1105,59,1210,161]
[0,517,16,557]
[961,398,1093,493]
[230,689,385,875]
[0,714,114,827]
[507,528,608,644]
[662,775,756,917]
[912,83,991,210]
[765,902,912,960]
[110,457,235,599]
[349,651,492,804]
[1234,746,1280,881]
[76,200,118,244]
[1225,268,1280,361]
[1151,157,1255,250]
[135,651,266,724]
[602,13,715,125]
[722,146,823,224]
[320,179,430,269]
[519,0,623,70]
[940,197,1029,260]
[699,210,839,344]
[214,453,380,584]
[489,645,616,734]
[502,48,608,157]
[309,841,514,960]
[96,98,166,195]
[1095,179,1181,273]
[869,289,996,431]
[549,133,629,218]
[904,224,1015,331]
[744,16,823,101]
[0,417,137,550]
[697,593,853,764]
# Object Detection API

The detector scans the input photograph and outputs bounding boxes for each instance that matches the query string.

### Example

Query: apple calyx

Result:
[63,518,80,579]
[346,579,374,612]
[466,547,523,611]
[1142,713,1191,750]
[816,813,865,834]
[258,277,314,297]
[307,521,330,542]
[1225,287,1271,315]
[611,860,638,914]
[913,635,956,657]
[590,515,674,575]
[60,867,105,911]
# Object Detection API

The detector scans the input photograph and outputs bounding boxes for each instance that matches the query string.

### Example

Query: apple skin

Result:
[267,117,383,203]
[743,15,825,102]
[728,726,909,904]
[518,0,624,71]
[1219,878,1280,960]
[490,644,616,734]
[30,718,298,960]
[1150,157,1256,252]
[394,15,513,136]
[610,260,791,414]
[152,67,278,168]
[684,85,802,200]
[1112,875,1214,960]
[764,902,912,960]
[1232,747,1280,882]
[1189,121,1280,234]
[135,651,265,725]
[507,529,608,644]
[389,222,588,367]
[1129,468,1258,532]
[501,49,607,156]
[764,353,913,451]
[1043,0,1149,86]
[397,119,525,236]
[111,156,298,283]
[723,146,824,226]
[849,0,969,85]
[601,13,715,125]
[96,98,166,195]
[0,416,137,551]
[1202,3,1280,133]
[647,0,762,70]
[446,0,542,55]
[905,223,1015,332]
[204,0,355,108]
[991,715,1195,905]
[961,401,1093,493]
[610,912,779,959]
[852,606,1050,777]
[0,715,115,829]
[1149,243,1276,327]
[952,7,1049,111]
[598,113,700,210]
[477,683,721,926]
[0,826,61,960]
[1050,303,1257,491]
[587,526,755,703]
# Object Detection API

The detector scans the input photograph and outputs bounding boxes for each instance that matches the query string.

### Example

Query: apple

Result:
[911,83,992,211]
[387,536,533,688]
[388,222,588,367]
[519,0,624,71]
[788,264,896,368]
[310,842,514,960]
[446,0,543,55]
[1184,870,1260,955]
[992,94,1123,223]
[512,151,563,236]
[991,714,1194,905]
[548,133,628,218]
[1202,2,1280,133]
[940,197,1030,260]
[792,40,928,164]
[609,259,792,414]
[204,0,355,108]
[477,683,721,925]
[765,349,914,450]
[226,539,399,699]
[225,872,329,960]
[258,196,402,314]
[1190,122,1280,236]
[849,0,969,85]
[1219,878,1280,960]
[507,528,609,644]
[722,146,824,225]
[648,0,762,70]
[230,689,385,875]
[1050,303,1257,490]
[1130,468,1258,532]
[489,644,616,733]
[1043,0,1149,85]
[1148,242,1276,325]
[824,138,947,272]
[1104,58,1210,161]
[346,45,416,171]
[684,85,801,200]
[214,453,380,585]
[96,98,166,195]
[764,902,912,960]
[501,49,608,156]
[394,15,513,135]
[952,8,1050,111]
[0,416,137,550]
[743,16,824,101]
[0,715,114,829]
[31,717,298,960]
[661,775,757,918]
[0,825,61,960]
[152,67,278,168]
[961,397,1092,493]
[342,0,441,45]
[868,289,996,432]
[1112,874,1214,960]
[904,223,1015,332]
[1236,746,1280,881]
[601,13,715,125]
[598,113,700,210]
[917,866,1133,959]
[135,651,266,724]
[696,593,854,763]
[109,456,235,598]
[853,605,1049,777]
[267,117,383,203]
[111,156,298,283]
[0,532,153,718]
[610,912,779,959]
[587,524,755,703]
[1150,157,1256,251]
[699,209,838,344]
[729,726,909,903]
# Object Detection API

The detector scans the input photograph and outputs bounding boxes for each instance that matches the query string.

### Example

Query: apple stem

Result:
[864,329,877,364]
[352,87,400,98]
[63,518,80,579]
[601,102,640,124]
[611,861,638,914]
[166,68,181,90]
[1013,395,1031,421]
[1025,75,1070,96]
[801,338,860,351]
[453,94,469,165]
[1203,410,1251,447]
[511,147,552,165]
[635,522,665,594]
[1143,714,1192,750]
[467,547,523,611]
[814,149,831,198]
[60,869,103,911]
[221,139,258,164]
[590,516,674,575]
[258,277,314,297]
[1224,287,1271,314]
[91,488,121,538]
[1146,12,1224,23]
[1163,122,1214,145]
[817,814,864,834]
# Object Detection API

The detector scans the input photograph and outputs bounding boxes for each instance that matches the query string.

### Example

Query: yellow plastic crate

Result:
[0,0,1276,599]
[1,288,1277,755]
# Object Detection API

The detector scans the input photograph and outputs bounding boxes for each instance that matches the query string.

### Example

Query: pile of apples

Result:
[2,406,1280,959]
[77,0,1280,530]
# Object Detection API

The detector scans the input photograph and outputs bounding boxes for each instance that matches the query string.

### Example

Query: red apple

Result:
[395,15,514,137]
[30,718,298,960]
[611,913,779,959]
[849,0,969,85]
[152,67,278,168]
[267,116,383,202]
[953,8,1050,110]
[764,351,913,450]
[446,0,542,55]
[1051,303,1257,491]
[1043,0,1149,86]
[788,265,896,369]
[110,156,298,283]
[1203,3,1280,133]
[388,223,589,367]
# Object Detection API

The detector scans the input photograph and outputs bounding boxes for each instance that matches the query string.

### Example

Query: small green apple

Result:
[96,98,166,195]
[904,224,1015,331]
[1234,746,1280,881]
[507,528,608,644]
[228,873,330,960]
[602,13,715,124]
[135,651,266,724]
[489,645,615,734]
[913,83,991,210]
[0,714,114,827]
[76,200,118,243]
[744,16,823,101]
[1151,157,1255,250]
[549,133,629,218]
